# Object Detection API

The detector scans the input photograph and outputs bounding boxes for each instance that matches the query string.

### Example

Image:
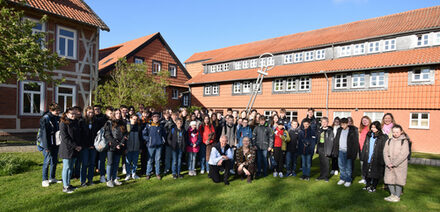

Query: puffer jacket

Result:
[142,122,166,148]
[383,134,409,186]
[252,124,273,150]
[316,126,334,157]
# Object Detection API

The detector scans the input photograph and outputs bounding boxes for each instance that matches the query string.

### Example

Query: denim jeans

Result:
[171,149,183,175]
[42,148,58,181]
[106,151,121,181]
[199,144,209,172]
[338,150,353,182]
[164,145,172,173]
[301,154,312,177]
[256,149,268,176]
[73,153,81,178]
[98,150,107,177]
[147,146,162,176]
[80,148,96,183]
[187,152,197,171]
[285,151,297,175]
[126,151,139,176]
[62,158,76,187]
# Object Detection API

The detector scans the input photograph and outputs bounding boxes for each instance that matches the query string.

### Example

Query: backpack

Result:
[94,125,108,152]
[387,137,412,160]
[36,114,58,149]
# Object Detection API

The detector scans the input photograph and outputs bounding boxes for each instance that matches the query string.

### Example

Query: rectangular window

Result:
[217,64,223,72]
[351,72,365,88]
[340,46,351,57]
[233,82,241,94]
[20,81,44,115]
[182,95,189,107]
[260,58,266,67]
[364,112,384,122]
[417,34,429,46]
[286,78,296,91]
[253,81,262,93]
[210,65,217,73]
[314,111,323,123]
[56,85,76,112]
[383,39,396,51]
[250,59,258,68]
[264,111,274,120]
[434,32,440,45]
[284,54,293,64]
[212,84,219,95]
[294,52,303,63]
[334,74,348,89]
[315,49,325,60]
[224,63,230,71]
[304,51,314,61]
[274,79,283,92]
[243,60,249,69]
[267,57,274,66]
[333,111,351,119]
[169,64,177,77]
[204,85,211,95]
[412,67,431,82]
[242,81,251,93]
[26,18,46,48]
[353,44,365,55]
[368,41,380,53]
[152,61,161,74]
[286,111,298,122]
[370,71,385,87]
[172,89,179,100]
[410,112,429,129]
[134,57,144,64]
[235,61,241,70]
[57,26,77,59]
[299,77,310,91]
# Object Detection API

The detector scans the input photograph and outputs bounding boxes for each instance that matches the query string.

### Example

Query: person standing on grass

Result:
[211,113,223,143]
[59,107,82,194]
[208,135,234,185]
[381,113,396,138]
[298,120,316,181]
[125,115,142,181]
[301,108,319,135]
[332,118,359,187]
[236,118,252,149]
[96,107,113,183]
[286,120,300,177]
[252,116,274,177]
[163,112,178,175]
[235,137,256,183]
[361,121,387,193]
[383,125,409,203]
[199,115,216,175]
[39,103,61,187]
[143,112,166,180]
[358,116,372,185]
[186,121,201,176]
[72,106,83,180]
[79,106,99,187]
[168,118,187,179]
[221,115,237,174]
[330,117,341,176]
[272,120,289,178]
[104,109,127,187]
[316,117,334,182]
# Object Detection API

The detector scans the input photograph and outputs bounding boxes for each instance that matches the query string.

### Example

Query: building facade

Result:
[185,6,440,153]
[0,0,109,140]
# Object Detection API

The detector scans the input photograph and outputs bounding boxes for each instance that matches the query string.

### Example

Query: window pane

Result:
[66,96,73,108]
[23,93,31,113]
[60,29,74,37]
[421,113,429,119]
[411,120,419,126]
[59,87,73,94]
[67,39,74,57]
[33,94,40,113]
[24,83,40,91]
[421,120,429,127]
[59,37,66,55]
[58,96,65,112]
[411,113,418,119]
[33,23,43,31]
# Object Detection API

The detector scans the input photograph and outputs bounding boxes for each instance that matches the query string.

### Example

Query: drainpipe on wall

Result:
[320,71,329,117]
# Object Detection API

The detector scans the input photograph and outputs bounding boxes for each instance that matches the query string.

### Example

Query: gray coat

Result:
[384,134,409,186]
[252,125,273,150]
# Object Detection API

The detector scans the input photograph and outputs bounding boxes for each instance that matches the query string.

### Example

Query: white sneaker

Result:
[230,170,235,175]
[273,172,278,177]
[358,179,366,184]
[42,180,50,187]
[330,170,335,175]
[344,182,352,187]
[278,172,284,178]
[337,180,345,185]
[125,175,131,181]
[113,179,122,186]
[116,176,120,180]
[122,165,127,174]
[200,170,205,174]
[132,174,140,180]
[49,179,61,184]
[389,195,400,202]
[334,170,339,176]
[193,171,197,176]
[207,171,209,174]
[100,176,106,183]
[106,181,114,188]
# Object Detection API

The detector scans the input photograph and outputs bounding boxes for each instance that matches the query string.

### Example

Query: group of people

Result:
[38,104,410,203]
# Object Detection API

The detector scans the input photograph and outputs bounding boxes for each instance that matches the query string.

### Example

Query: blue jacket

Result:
[236,126,252,148]
[142,122,166,148]
[298,128,317,155]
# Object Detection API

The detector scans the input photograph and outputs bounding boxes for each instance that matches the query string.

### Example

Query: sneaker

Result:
[87,181,94,186]
[316,177,323,181]
[68,185,77,190]
[344,182,352,187]
[106,181,114,188]
[100,176,106,183]
[49,179,61,184]
[81,182,88,187]
[125,175,131,181]
[358,179,366,184]
[368,188,376,193]
[230,170,235,175]
[337,180,345,185]
[324,178,329,182]
[188,171,193,176]
[273,172,278,177]
[173,174,177,179]
[278,172,284,178]
[156,175,162,180]
[389,195,400,203]
[42,180,50,187]
[384,195,394,202]
[292,172,297,177]
[300,176,305,180]
[362,186,369,191]
[330,170,335,175]
[305,177,310,181]
[132,174,140,180]
[63,186,74,194]
[113,179,122,186]
[146,175,151,180]
[286,172,293,177]
[200,170,205,174]
[334,170,339,176]
[178,175,183,179]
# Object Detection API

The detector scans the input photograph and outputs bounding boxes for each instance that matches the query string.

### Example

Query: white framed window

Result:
[224,63,230,71]
[410,112,429,129]
[134,58,144,64]
[315,49,325,60]
[340,46,351,57]
[152,61,161,74]
[286,78,296,91]
[412,67,431,82]
[169,64,177,77]
[210,65,217,73]
[56,85,76,112]
[182,95,189,107]
[233,82,241,94]
[304,51,314,61]
[383,39,396,51]
[417,34,429,47]
[364,112,384,122]
[204,85,211,95]
[370,71,385,87]
[284,54,293,64]
[250,59,258,68]
[26,17,46,48]
[243,60,249,69]
[274,79,283,92]
[260,58,266,67]
[234,61,241,70]
[172,89,179,100]
[242,81,251,93]
[253,81,262,93]
[286,111,298,122]
[334,74,348,89]
[267,57,274,66]
[299,77,310,91]
[218,64,224,72]
[212,84,219,95]
[434,32,440,45]
[57,26,77,59]
[353,43,365,55]
[294,52,303,63]
[351,72,365,88]
[314,111,323,122]
[333,111,351,119]
[368,41,380,53]
[20,81,45,116]
[264,111,274,119]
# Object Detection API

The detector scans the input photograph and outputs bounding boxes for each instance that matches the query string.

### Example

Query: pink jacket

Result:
[186,127,200,153]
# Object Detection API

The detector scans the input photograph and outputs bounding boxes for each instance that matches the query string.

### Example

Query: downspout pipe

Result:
[320,71,329,117]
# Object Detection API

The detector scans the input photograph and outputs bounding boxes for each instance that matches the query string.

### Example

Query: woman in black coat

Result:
[59,107,82,193]
[79,106,100,186]
[167,118,188,179]
[361,121,388,192]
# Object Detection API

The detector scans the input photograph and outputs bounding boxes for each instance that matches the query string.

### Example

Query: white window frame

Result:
[353,43,365,55]
[210,65,217,73]
[250,59,257,68]
[412,67,431,82]
[260,58,266,67]
[234,61,241,70]
[182,95,189,107]
[340,46,351,57]
[334,74,348,89]
[294,52,303,63]
[152,61,161,74]
[299,77,310,91]
[264,111,274,119]
[286,78,296,91]
[370,71,385,87]
[56,25,77,59]
[363,112,384,122]
[26,17,46,48]
[368,41,380,53]
[286,111,298,122]
[284,54,293,64]
[315,49,325,60]
[434,32,440,45]
[351,72,365,88]
[274,79,283,92]
[409,112,430,129]
[267,57,274,66]
[224,63,230,71]
[314,111,323,122]
[134,58,144,64]
[204,85,211,95]
[212,84,219,95]
[333,111,351,119]
[169,64,177,77]
[233,82,241,94]
[20,81,45,116]
[417,34,430,47]
[217,64,223,72]
[172,88,179,100]
[242,81,251,93]
[55,84,77,112]
[243,60,249,69]
[383,39,396,51]
[304,51,314,61]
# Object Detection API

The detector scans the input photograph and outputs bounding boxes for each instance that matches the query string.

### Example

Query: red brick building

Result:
[98,33,191,109]
[0,0,109,140]
[185,6,440,153]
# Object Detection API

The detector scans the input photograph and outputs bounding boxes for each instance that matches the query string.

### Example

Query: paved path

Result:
[0,145,38,153]
[408,157,440,167]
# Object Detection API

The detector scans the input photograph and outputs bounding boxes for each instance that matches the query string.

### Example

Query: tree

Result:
[0,0,66,84]
[94,58,170,109]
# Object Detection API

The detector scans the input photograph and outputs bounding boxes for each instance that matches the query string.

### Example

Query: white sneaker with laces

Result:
[334,170,339,176]
[230,170,235,175]
[113,179,122,186]
[125,175,131,181]
[330,170,335,175]
[278,172,284,178]
[273,172,278,177]
[337,180,345,185]
[358,179,366,184]
[132,174,140,180]
[344,182,352,187]
[106,181,114,188]
[100,176,106,183]
[49,179,61,184]
[200,170,205,174]
[42,180,50,187]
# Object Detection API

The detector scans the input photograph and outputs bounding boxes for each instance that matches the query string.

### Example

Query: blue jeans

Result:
[338,150,353,182]
[199,144,209,172]
[106,151,121,181]
[187,152,197,171]
[301,154,312,177]
[172,149,183,175]
[98,151,107,177]
[62,158,76,187]
[80,148,96,183]
[164,146,172,173]
[42,148,58,181]
[285,151,298,175]
[256,149,268,176]
[147,146,162,176]
[126,151,139,176]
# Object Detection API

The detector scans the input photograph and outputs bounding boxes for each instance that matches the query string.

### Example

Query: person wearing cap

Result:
[208,135,234,185]
[142,112,166,180]
[272,120,290,178]
[186,120,201,176]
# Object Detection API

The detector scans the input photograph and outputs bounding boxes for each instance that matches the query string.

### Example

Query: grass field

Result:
[0,152,439,212]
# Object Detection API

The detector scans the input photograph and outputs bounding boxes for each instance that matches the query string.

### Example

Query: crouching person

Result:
[235,137,256,183]
[208,135,233,185]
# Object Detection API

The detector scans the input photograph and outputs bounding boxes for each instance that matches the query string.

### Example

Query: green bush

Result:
[0,153,36,176]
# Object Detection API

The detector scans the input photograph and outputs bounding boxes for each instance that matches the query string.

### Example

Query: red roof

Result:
[8,0,109,31]
[186,46,440,85]
[185,6,440,64]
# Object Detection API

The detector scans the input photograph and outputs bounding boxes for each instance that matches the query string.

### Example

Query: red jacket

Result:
[199,124,215,145]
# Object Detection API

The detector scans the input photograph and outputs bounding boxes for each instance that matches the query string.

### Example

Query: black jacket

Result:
[126,124,143,152]
[332,126,359,160]
[301,116,319,134]
[104,120,128,152]
[81,118,100,148]
[39,112,60,150]
[59,119,81,159]
[252,124,274,150]
[287,128,300,153]
[316,127,335,157]
[167,126,187,151]
[361,132,388,179]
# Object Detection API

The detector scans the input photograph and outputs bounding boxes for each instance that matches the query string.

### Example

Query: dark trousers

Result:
[318,150,330,179]
[209,160,231,183]
[365,177,379,189]
[273,147,284,173]
[331,157,339,171]
[237,164,255,182]
[140,145,148,175]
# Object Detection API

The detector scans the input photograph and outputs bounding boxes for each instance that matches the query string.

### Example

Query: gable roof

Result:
[8,0,109,31]
[185,6,440,64]
[98,33,191,79]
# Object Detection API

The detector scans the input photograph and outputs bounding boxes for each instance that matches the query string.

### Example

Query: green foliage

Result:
[0,153,36,176]
[187,105,202,114]
[94,58,169,109]
[0,0,66,84]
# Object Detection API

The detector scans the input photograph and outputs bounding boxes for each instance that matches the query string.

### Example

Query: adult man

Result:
[208,135,234,185]
[252,116,274,177]
[120,105,129,124]
[221,115,237,174]
[162,111,177,174]
[39,103,61,187]
[143,112,166,180]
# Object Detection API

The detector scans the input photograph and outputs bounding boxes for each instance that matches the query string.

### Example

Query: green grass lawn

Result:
[0,152,439,212]
[412,152,440,160]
